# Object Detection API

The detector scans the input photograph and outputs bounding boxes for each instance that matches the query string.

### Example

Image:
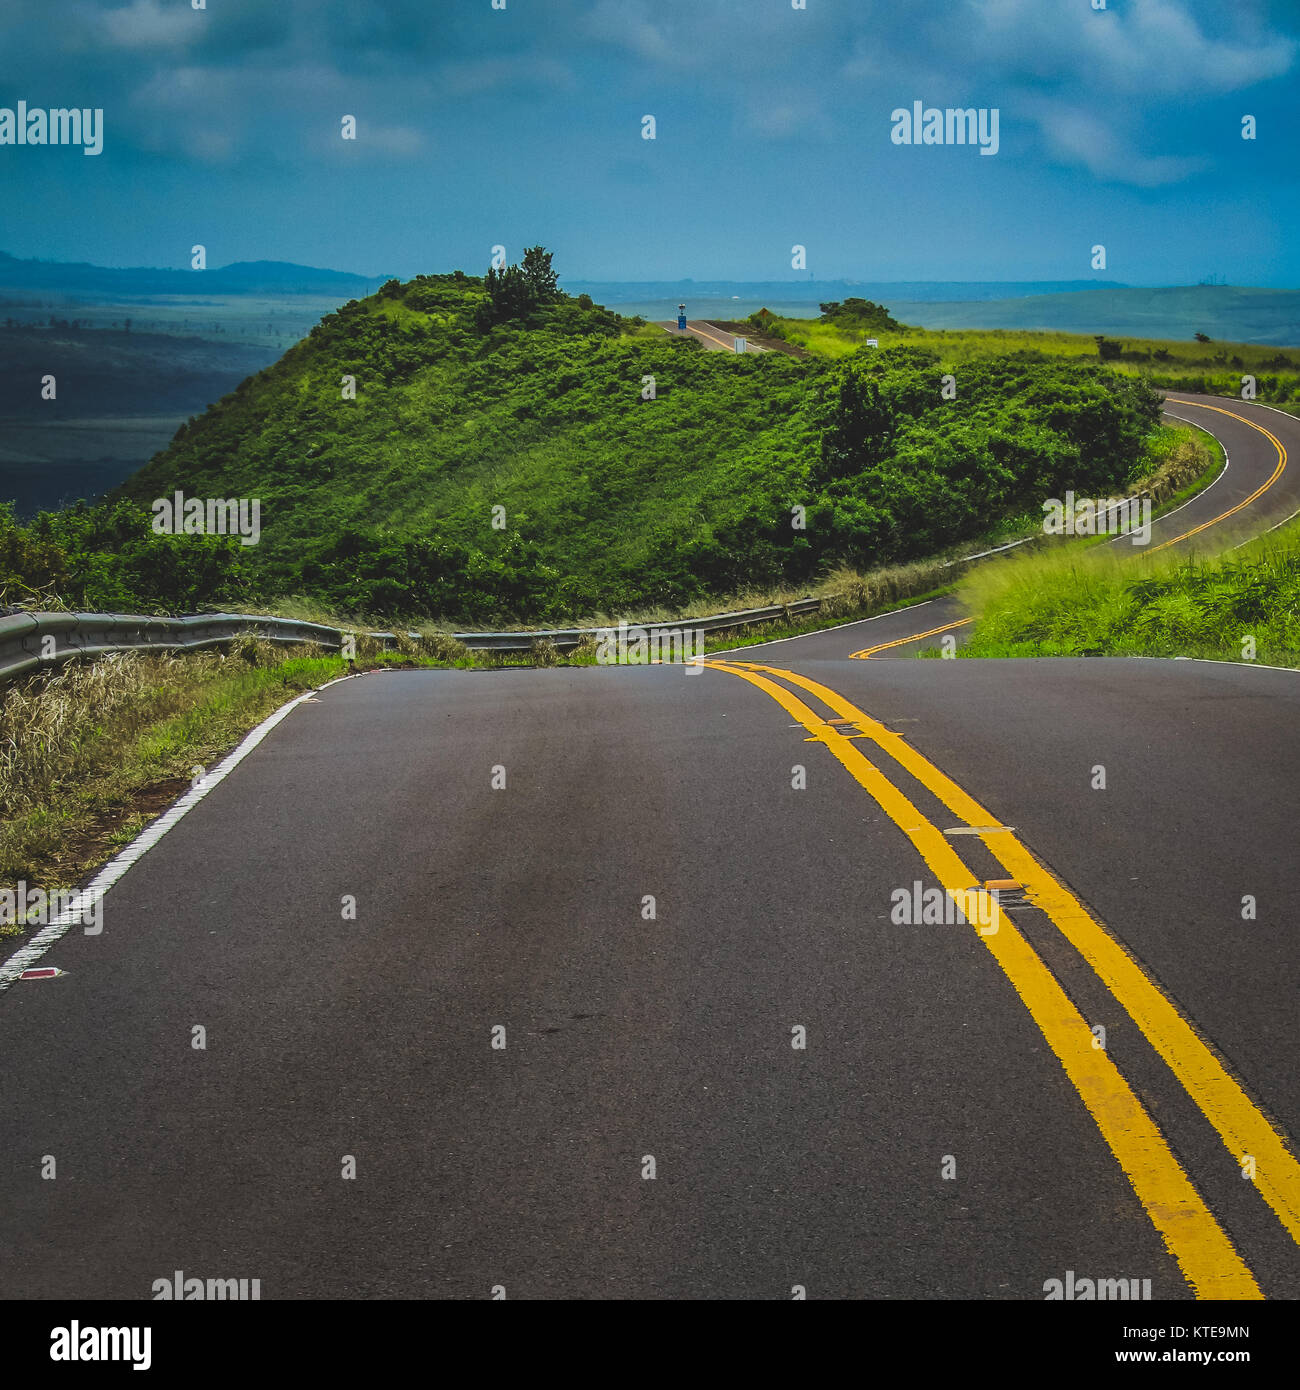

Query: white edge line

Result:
[713,599,938,652]
[1223,398,1299,424]
[0,672,356,991]
[1104,410,1231,542]
[1228,505,1300,550]
[1171,656,1300,675]
[946,535,1036,565]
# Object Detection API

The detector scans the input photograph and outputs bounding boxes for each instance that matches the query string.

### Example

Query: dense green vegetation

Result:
[1,499,252,612]
[766,311,1300,409]
[746,297,902,344]
[2,257,1184,623]
[953,522,1300,666]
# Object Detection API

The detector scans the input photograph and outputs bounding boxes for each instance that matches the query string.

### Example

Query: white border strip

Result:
[1104,409,1231,543]
[715,599,940,652]
[0,674,354,992]
[1228,505,1300,549]
[1172,656,1300,675]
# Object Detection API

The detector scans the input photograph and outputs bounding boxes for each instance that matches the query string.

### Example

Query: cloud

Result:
[362,124,426,158]
[582,0,678,66]
[4,0,1296,190]
[968,0,1295,97]
[99,0,198,49]
[933,1,1295,186]
[437,56,574,99]
[1028,100,1209,187]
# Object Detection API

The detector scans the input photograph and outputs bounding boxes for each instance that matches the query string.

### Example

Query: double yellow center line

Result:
[681,321,761,354]
[851,616,974,659]
[1148,401,1288,554]
[847,401,1287,658]
[701,657,1300,1299]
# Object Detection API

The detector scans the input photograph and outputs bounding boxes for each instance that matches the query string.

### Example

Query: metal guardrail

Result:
[0,598,829,684]
[452,597,825,653]
[0,611,344,685]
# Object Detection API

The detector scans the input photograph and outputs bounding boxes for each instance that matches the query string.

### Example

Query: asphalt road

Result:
[654,320,769,353]
[775,393,1300,663]
[0,394,1296,1301]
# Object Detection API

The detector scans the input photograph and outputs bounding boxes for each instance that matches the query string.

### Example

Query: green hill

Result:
[37,262,1169,622]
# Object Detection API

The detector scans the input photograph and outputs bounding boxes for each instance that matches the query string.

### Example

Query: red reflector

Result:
[20,967,63,980]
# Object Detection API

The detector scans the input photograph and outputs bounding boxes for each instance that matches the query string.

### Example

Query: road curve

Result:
[748,393,1300,664]
[0,393,1296,1302]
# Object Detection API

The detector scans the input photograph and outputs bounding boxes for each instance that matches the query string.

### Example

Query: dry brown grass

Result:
[1,652,209,821]
[0,644,346,894]
[816,558,959,620]
[416,631,470,663]
[1138,431,1220,508]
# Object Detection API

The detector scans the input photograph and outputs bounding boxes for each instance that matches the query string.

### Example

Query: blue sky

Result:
[1,0,1297,285]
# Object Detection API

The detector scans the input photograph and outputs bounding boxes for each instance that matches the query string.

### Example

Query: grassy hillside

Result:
[4,263,1176,622]
[761,307,1300,409]
[114,273,821,618]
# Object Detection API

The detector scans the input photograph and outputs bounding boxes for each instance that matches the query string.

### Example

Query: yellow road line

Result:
[720,657,1300,1254]
[701,659,1260,1298]
[840,404,1283,659]
[1149,402,1287,553]
[689,321,748,353]
[850,617,975,659]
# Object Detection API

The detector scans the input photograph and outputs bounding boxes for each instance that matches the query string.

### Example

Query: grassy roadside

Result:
[949,519,1300,665]
[1146,422,1226,516]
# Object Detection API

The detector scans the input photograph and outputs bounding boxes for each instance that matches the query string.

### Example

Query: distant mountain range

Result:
[2,254,1295,343]
[0,257,1126,304]
[1,252,1295,347]
[0,252,388,298]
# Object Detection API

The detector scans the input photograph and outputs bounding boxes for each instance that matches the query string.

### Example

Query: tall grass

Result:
[954,522,1300,663]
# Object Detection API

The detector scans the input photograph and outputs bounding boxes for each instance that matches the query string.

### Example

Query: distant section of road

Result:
[655,320,769,353]
[1145,395,1295,552]
[722,393,1299,663]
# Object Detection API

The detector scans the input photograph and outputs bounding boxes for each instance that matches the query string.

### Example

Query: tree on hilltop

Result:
[479,246,563,327]
[521,246,560,304]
